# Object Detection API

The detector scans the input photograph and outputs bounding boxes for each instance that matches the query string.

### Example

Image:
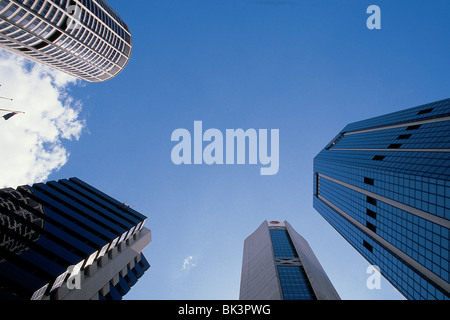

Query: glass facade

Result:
[269,228,316,300]
[0,177,149,300]
[0,0,132,82]
[270,229,299,259]
[313,98,450,300]
[240,221,339,300]
[277,266,315,300]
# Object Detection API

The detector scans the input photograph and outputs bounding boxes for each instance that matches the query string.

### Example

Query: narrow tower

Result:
[239,220,340,300]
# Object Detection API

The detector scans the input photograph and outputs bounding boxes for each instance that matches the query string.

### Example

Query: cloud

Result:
[0,50,85,188]
[181,256,197,271]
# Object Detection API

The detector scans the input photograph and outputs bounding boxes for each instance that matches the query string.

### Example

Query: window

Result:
[277,266,316,300]
[363,240,373,253]
[372,155,386,161]
[270,230,298,259]
[47,29,62,43]
[417,108,434,115]
[314,173,319,197]
[366,221,377,233]
[388,144,402,149]
[364,177,374,186]
[0,1,10,11]
[397,134,412,140]
[406,125,421,131]
[366,196,377,206]
[366,209,377,219]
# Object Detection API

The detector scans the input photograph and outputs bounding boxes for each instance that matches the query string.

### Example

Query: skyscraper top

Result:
[239,220,340,300]
[342,98,450,133]
[322,98,450,181]
[0,0,132,82]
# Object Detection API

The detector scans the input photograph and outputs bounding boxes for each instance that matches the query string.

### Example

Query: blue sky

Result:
[4,0,449,300]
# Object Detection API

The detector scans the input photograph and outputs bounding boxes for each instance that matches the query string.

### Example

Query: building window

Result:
[366,196,377,206]
[366,209,377,219]
[388,144,402,149]
[364,177,374,186]
[366,221,377,233]
[363,240,373,253]
[270,230,298,259]
[406,125,421,131]
[397,134,412,140]
[277,266,316,300]
[372,156,386,161]
[314,173,319,197]
[417,108,434,115]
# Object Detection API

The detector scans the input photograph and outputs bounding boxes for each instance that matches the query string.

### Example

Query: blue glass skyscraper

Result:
[313,98,450,300]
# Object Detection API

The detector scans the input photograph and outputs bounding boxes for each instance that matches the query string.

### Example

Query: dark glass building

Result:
[0,177,151,300]
[0,0,132,82]
[239,221,340,300]
[313,98,450,300]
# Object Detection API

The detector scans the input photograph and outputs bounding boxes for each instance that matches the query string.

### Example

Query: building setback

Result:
[239,220,340,300]
[0,177,151,300]
[0,0,132,82]
[313,98,450,300]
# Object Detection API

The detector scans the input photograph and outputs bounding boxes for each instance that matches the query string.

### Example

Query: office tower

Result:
[0,0,132,82]
[313,98,450,300]
[239,220,340,300]
[0,177,151,300]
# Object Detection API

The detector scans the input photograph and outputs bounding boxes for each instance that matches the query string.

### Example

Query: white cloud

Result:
[181,256,197,271]
[0,50,85,188]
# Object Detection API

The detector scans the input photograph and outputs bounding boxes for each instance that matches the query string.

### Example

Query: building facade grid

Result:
[0,177,150,300]
[314,98,450,300]
[0,0,132,82]
[269,228,316,300]
[239,221,340,300]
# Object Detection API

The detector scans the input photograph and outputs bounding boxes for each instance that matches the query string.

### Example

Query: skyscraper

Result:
[313,98,450,300]
[239,220,340,300]
[0,0,132,82]
[0,177,151,300]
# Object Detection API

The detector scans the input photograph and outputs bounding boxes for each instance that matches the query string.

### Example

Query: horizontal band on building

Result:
[328,148,450,153]
[344,115,450,136]
[317,173,450,229]
[317,194,450,297]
